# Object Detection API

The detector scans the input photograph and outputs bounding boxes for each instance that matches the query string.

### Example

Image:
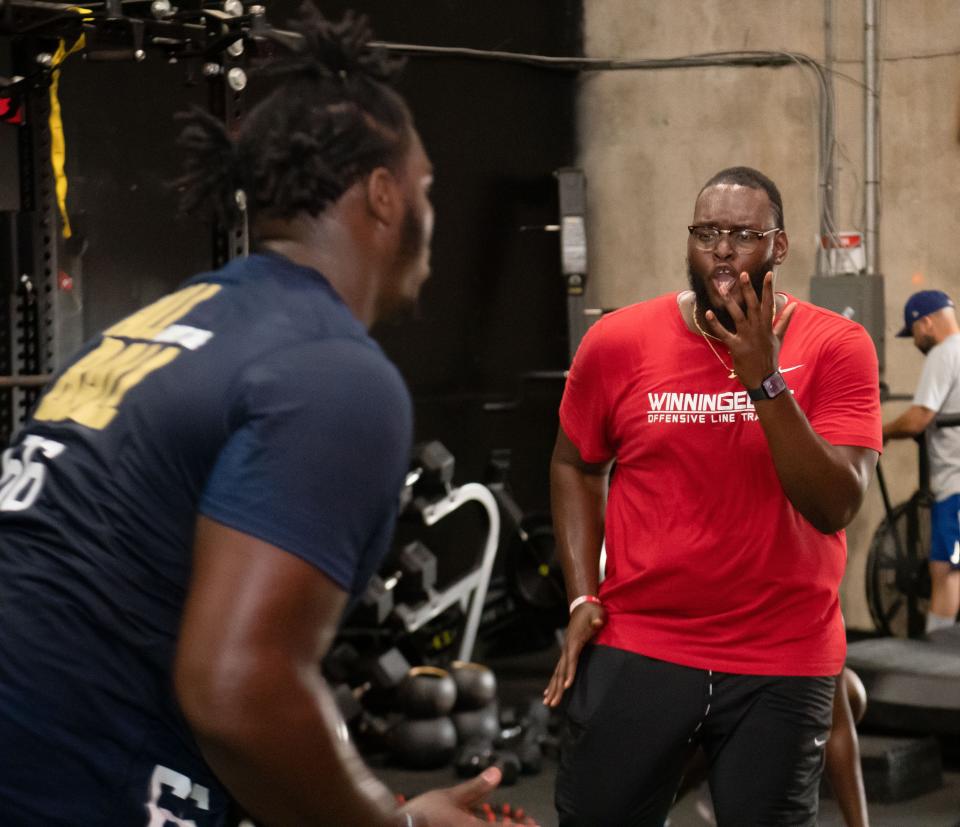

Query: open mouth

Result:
[713,268,737,298]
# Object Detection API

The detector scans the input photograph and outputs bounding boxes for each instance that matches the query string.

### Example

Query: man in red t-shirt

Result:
[544,167,881,826]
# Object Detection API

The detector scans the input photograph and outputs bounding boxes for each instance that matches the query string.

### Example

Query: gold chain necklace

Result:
[692,301,737,379]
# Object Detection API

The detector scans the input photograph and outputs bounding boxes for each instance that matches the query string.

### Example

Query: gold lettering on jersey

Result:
[105,283,221,341]
[34,283,222,430]
[34,341,180,429]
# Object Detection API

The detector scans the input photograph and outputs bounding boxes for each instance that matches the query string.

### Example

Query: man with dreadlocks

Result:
[0,6,501,825]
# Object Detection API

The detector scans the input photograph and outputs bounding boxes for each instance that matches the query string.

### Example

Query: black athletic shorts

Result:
[555,644,836,827]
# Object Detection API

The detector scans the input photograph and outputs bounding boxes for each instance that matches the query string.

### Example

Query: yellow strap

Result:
[48,32,86,239]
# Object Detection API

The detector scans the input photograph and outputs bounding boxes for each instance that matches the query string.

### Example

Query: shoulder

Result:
[789,297,857,330]
[248,337,409,406]
[930,334,960,363]
[186,253,363,338]
[788,297,875,348]
[185,254,389,383]
[783,298,879,388]
[181,251,296,286]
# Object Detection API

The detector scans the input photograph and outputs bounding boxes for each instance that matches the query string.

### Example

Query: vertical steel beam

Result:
[3,41,59,443]
[14,71,58,427]
[864,0,880,275]
[208,10,249,267]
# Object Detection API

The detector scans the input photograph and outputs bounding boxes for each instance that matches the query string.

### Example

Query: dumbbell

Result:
[515,731,543,775]
[324,643,409,693]
[454,738,521,786]
[496,751,522,786]
[415,440,455,488]
[517,697,553,739]
[350,542,439,626]
[513,698,553,773]
[359,647,411,705]
[401,441,456,512]
[326,645,411,713]
[394,541,437,603]
[454,736,496,777]
[350,574,397,626]
[323,641,360,685]
[329,681,394,754]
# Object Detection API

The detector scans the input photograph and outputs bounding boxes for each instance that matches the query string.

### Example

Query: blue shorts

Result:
[931,493,960,567]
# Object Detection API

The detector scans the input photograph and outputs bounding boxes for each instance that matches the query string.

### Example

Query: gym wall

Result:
[54,1,581,515]
[578,0,960,629]
[45,2,957,631]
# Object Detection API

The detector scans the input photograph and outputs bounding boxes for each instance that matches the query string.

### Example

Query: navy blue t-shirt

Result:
[0,253,413,825]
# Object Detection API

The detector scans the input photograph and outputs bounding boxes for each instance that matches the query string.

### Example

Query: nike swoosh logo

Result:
[814,736,828,747]
[779,364,805,374]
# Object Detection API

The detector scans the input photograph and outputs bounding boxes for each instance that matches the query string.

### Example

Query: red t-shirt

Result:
[559,292,882,675]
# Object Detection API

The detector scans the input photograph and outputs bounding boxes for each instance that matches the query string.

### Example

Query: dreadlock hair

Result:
[175,3,411,228]
[699,166,785,232]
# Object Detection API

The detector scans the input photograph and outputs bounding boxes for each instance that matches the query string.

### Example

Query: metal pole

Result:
[0,374,52,389]
[820,0,835,278]
[864,0,880,275]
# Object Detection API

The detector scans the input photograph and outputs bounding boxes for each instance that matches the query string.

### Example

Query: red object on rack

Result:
[0,96,24,125]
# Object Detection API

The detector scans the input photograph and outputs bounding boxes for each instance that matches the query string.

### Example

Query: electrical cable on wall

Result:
[373,43,848,277]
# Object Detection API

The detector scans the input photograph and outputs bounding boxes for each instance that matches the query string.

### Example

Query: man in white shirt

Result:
[884,289,960,633]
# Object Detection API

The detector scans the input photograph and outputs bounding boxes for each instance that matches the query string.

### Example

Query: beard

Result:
[397,200,425,271]
[377,202,430,324]
[687,254,776,333]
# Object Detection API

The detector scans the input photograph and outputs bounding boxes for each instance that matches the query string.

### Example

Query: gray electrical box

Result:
[809,274,885,374]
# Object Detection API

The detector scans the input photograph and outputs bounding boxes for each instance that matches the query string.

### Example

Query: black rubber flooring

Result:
[371,644,960,826]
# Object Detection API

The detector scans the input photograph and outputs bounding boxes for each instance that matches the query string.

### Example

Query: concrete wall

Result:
[579,0,960,629]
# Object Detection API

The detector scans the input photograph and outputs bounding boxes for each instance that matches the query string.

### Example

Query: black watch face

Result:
[762,372,787,398]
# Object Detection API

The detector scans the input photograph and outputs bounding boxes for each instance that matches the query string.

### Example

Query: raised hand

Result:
[704,271,797,389]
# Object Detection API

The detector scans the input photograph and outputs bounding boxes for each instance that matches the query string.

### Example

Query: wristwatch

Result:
[747,370,788,402]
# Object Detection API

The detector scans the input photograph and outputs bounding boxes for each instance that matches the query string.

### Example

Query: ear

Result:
[773,230,789,265]
[363,166,402,226]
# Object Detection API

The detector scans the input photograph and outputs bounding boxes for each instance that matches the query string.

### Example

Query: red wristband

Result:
[569,594,601,615]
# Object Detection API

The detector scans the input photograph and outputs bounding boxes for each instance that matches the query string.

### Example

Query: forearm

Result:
[882,406,932,442]
[826,684,870,827]
[182,659,399,827]
[755,394,869,534]
[826,732,869,827]
[550,459,607,601]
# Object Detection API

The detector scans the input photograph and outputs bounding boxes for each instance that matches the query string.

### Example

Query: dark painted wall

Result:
[57,1,581,512]
[59,60,210,335]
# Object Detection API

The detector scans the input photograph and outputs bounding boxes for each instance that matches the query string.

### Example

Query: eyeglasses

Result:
[688,225,781,253]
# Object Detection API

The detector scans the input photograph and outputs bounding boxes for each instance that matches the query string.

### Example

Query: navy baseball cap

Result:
[897,290,955,337]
